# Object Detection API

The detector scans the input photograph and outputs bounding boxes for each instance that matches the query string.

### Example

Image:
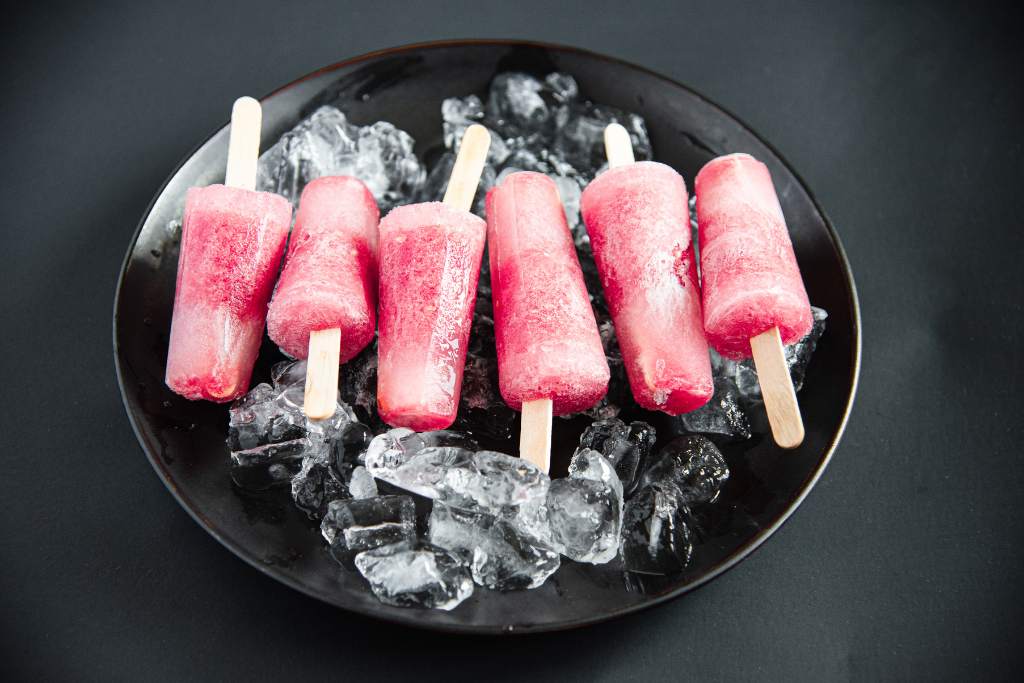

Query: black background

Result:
[3,1,1022,680]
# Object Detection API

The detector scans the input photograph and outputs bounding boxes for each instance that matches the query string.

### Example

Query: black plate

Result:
[113,40,860,634]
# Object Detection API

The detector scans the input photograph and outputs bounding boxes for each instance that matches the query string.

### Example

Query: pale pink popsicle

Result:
[695,153,812,359]
[376,202,487,431]
[486,172,609,415]
[267,176,379,363]
[165,185,292,402]
[580,161,713,414]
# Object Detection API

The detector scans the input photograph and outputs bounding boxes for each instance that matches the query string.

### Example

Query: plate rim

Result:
[112,38,862,635]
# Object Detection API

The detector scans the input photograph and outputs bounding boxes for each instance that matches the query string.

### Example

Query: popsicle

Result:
[579,124,713,415]
[695,153,812,448]
[265,176,380,419]
[375,125,491,431]
[486,171,610,471]
[165,97,292,402]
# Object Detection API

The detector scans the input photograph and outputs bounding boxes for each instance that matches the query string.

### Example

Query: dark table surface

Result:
[3,1,1022,680]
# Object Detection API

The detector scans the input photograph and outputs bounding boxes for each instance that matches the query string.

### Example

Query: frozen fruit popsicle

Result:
[376,125,491,431]
[579,124,713,415]
[165,97,292,402]
[695,152,811,448]
[266,176,380,419]
[486,171,609,471]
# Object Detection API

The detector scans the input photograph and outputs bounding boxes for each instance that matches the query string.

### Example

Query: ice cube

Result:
[354,540,473,610]
[621,484,693,575]
[568,448,623,499]
[270,359,307,390]
[544,72,580,103]
[339,341,379,426]
[368,445,476,499]
[441,451,550,512]
[546,476,622,564]
[554,103,651,174]
[641,435,729,505]
[321,495,416,552]
[229,439,307,491]
[364,429,479,477]
[348,466,378,499]
[256,106,425,211]
[228,383,305,451]
[788,306,829,390]
[576,418,656,496]
[672,376,751,441]
[487,73,551,138]
[428,504,560,591]
[329,421,373,473]
[291,453,350,520]
[418,152,495,217]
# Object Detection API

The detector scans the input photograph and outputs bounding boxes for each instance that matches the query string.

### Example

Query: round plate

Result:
[113,40,860,634]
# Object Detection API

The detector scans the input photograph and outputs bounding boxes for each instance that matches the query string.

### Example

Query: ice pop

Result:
[486,171,609,471]
[265,176,380,418]
[579,124,713,414]
[695,152,811,448]
[376,125,491,431]
[165,97,292,402]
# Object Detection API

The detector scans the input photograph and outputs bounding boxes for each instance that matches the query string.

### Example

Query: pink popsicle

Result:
[165,184,292,402]
[486,172,609,415]
[580,161,713,414]
[695,153,812,360]
[267,176,379,364]
[376,202,487,431]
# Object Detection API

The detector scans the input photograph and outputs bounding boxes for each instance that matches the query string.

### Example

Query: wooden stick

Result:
[520,398,553,473]
[443,124,491,212]
[750,327,805,449]
[224,96,262,191]
[604,123,635,169]
[304,328,341,420]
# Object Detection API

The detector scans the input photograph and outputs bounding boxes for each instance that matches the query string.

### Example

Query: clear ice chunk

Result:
[444,451,550,512]
[354,541,473,610]
[428,504,559,591]
[546,451,622,564]
[229,439,307,491]
[291,453,350,519]
[672,376,751,441]
[321,495,416,553]
[256,105,425,211]
[568,448,624,499]
[576,418,656,496]
[546,476,622,565]
[641,435,729,506]
[364,429,478,477]
[621,484,693,575]
[228,383,305,451]
[486,73,552,138]
[554,103,651,174]
[348,466,378,499]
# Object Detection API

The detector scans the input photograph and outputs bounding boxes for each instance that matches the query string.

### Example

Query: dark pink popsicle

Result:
[695,153,812,359]
[580,161,713,414]
[486,172,609,415]
[266,176,379,363]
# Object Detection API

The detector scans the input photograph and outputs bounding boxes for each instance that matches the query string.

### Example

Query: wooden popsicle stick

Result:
[225,96,262,190]
[443,124,491,212]
[604,123,635,169]
[750,327,805,449]
[304,328,341,420]
[520,398,553,473]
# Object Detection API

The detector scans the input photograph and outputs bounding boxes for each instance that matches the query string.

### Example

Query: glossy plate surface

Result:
[114,40,860,634]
